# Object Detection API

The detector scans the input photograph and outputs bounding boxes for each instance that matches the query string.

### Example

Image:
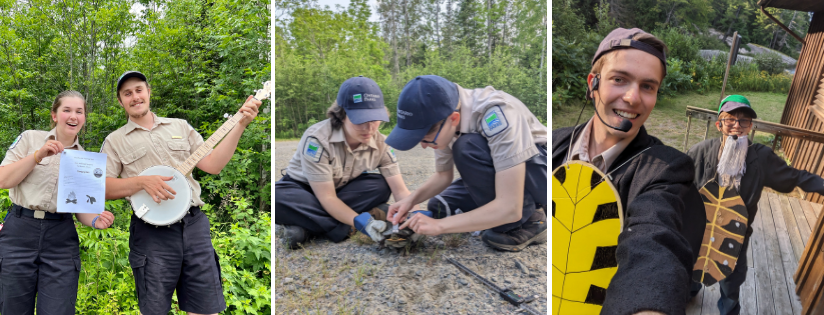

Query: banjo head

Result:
[130,165,193,226]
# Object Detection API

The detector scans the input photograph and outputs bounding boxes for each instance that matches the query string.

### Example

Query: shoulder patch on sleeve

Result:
[481,105,509,137]
[9,132,23,150]
[387,147,398,163]
[304,136,324,163]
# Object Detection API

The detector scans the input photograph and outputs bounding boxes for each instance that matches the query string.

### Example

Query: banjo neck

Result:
[174,110,244,176]
[172,81,270,176]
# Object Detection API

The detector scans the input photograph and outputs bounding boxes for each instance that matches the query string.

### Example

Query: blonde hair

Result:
[50,91,86,129]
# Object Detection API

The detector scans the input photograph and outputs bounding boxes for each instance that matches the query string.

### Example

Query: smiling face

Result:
[589,49,664,142]
[51,96,86,138]
[118,77,151,119]
[716,110,753,137]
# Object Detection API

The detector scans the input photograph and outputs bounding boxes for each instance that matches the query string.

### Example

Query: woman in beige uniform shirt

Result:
[0,91,114,314]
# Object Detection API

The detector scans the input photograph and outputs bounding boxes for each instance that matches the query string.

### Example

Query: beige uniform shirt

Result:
[1,129,83,212]
[285,119,401,189]
[569,118,632,172]
[101,112,206,206]
[434,85,548,172]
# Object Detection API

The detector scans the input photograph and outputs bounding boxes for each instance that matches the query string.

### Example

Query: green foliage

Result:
[754,52,786,75]
[653,27,700,64]
[0,0,270,313]
[551,31,601,105]
[277,0,547,137]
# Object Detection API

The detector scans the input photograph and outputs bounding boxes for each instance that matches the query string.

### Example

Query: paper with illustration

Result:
[57,150,106,214]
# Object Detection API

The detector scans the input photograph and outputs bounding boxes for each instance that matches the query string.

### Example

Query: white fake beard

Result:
[717,135,748,189]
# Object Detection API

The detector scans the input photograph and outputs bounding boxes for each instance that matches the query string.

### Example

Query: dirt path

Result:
[274,140,548,315]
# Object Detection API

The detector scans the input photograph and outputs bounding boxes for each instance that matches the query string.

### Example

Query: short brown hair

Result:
[50,91,86,129]
[590,33,669,79]
[326,101,347,129]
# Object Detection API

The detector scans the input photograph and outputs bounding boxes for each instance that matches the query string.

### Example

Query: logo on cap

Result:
[353,94,362,103]
[397,109,413,119]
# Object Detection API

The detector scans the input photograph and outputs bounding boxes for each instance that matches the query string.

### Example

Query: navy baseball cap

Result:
[116,71,148,94]
[385,75,459,150]
[336,76,389,125]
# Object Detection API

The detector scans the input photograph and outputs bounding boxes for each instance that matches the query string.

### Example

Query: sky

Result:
[316,0,380,22]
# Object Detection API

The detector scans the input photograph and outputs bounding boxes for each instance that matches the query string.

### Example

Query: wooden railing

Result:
[684,106,824,152]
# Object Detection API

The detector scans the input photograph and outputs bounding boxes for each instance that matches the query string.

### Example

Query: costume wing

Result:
[552,161,623,315]
[693,181,748,286]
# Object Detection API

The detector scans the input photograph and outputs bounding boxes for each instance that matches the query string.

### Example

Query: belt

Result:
[12,204,72,220]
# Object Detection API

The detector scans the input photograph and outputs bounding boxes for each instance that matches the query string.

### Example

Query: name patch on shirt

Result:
[387,147,398,163]
[304,137,323,163]
[9,133,22,150]
[481,105,508,137]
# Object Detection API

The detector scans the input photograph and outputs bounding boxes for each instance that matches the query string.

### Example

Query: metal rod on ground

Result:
[719,31,738,103]
[684,115,692,151]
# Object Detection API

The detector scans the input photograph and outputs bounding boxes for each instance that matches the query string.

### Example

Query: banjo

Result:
[131,81,271,226]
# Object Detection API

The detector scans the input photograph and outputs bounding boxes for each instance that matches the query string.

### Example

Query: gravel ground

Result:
[274,140,548,315]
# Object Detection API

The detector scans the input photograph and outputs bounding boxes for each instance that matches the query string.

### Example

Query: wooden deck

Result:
[686,190,823,315]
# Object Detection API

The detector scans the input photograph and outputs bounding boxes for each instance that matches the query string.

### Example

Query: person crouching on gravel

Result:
[384,75,548,252]
[275,76,418,249]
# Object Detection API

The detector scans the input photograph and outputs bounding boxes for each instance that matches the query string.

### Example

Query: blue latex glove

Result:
[353,212,387,242]
[410,210,433,218]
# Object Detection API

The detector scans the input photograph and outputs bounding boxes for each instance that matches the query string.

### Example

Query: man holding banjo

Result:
[101,71,263,315]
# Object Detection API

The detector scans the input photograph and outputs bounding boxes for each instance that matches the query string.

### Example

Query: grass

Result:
[551,90,789,151]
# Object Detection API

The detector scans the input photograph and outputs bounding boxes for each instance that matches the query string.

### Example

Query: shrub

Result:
[754,52,786,75]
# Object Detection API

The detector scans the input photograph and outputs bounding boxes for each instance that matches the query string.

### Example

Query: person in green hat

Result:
[686,94,824,314]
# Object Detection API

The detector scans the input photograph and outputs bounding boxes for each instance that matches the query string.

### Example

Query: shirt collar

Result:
[45,128,81,149]
[124,112,171,134]
[570,118,632,171]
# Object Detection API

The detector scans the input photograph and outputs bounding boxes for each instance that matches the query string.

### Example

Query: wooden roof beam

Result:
[761,5,807,46]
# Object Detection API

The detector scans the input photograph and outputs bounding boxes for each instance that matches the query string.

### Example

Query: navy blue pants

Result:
[0,205,80,315]
[691,236,750,315]
[274,173,391,242]
[426,134,547,232]
[128,207,226,315]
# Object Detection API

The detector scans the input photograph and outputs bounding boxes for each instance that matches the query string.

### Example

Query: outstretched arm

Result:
[197,95,261,174]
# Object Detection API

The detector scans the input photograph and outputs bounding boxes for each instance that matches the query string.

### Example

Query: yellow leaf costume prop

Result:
[552,161,623,315]
[692,181,748,286]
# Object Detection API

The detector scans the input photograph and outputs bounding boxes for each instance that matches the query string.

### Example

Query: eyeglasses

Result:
[720,118,752,128]
[421,120,446,146]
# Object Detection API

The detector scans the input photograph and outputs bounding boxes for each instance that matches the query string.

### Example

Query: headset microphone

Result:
[589,75,633,133]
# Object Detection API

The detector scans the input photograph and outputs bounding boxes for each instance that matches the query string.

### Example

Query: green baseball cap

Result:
[718,95,757,118]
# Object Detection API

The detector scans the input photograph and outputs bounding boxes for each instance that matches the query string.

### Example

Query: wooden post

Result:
[684,115,692,151]
[773,135,779,151]
[704,120,711,140]
[720,31,739,103]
